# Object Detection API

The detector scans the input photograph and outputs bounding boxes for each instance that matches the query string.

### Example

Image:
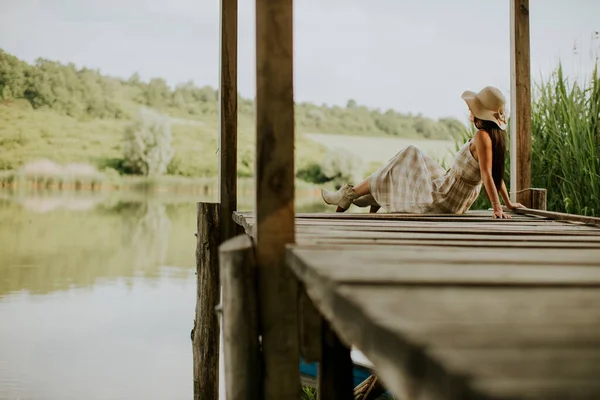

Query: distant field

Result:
[305,133,457,168]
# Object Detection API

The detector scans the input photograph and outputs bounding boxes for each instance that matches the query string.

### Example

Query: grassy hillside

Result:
[0,48,466,182]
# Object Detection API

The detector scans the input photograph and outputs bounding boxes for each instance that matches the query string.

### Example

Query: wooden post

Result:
[192,202,220,400]
[220,234,261,400]
[531,188,547,210]
[299,287,322,363]
[255,0,299,398]
[318,320,354,400]
[218,0,238,242]
[510,0,532,207]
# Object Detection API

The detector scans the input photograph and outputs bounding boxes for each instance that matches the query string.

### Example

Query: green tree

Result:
[122,108,174,176]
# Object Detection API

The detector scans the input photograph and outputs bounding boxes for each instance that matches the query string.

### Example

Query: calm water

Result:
[0,189,326,400]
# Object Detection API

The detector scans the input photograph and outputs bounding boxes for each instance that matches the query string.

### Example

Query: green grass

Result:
[0,99,328,181]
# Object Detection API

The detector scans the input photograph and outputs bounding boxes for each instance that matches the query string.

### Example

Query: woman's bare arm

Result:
[473,130,510,218]
[500,180,525,209]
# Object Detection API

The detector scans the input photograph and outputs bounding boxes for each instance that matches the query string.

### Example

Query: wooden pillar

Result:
[218,0,238,242]
[192,202,221,400]
[298,287,322,363]
[510,0,532,207]
[318,320,354,400]
[531,188,547,210]
[255,0,299,398]
[220,235,261,400]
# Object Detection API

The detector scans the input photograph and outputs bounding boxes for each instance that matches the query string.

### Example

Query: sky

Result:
[0,0,599,123]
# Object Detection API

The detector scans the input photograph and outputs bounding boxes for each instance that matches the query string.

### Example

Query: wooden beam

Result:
[299,286,322,363]
[514,207,600,227]
[218,0,238,242]
[510,0,532,207]
[220,235,261,400]
[192,202,221,400]
[318,320,354,400]
[255,0,299,398]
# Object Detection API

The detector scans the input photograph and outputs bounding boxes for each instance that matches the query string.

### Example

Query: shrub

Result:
[122,108,174,176]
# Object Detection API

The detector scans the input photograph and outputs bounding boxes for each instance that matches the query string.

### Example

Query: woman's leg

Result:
[352,178,371,197]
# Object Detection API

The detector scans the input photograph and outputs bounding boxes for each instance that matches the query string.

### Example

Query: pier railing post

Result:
[218,0,238,243]
[192,202,221,400]
[510,0,533,207]
[255,0,299,397]
[220,234,261,400]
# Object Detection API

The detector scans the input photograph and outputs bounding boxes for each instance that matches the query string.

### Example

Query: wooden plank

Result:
[431,348,600,380]
[254,0,299,398]
[218,0,238,242]
[220,235,261,400]
[473,378,600,400]
[287,248,600,287]
[334,286,600,326]
[235,210,543,220]
[292,230,600,243]
[318,319,354,400]
[516,207,600,227]
[510,0,532,206]
[192,203,220,400]
[305,283,600,400]
[301,237,600,249]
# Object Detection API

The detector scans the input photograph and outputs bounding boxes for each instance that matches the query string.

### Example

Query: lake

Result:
[0,188,328,400]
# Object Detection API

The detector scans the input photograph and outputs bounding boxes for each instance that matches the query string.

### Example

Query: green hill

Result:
[0,48,466,180]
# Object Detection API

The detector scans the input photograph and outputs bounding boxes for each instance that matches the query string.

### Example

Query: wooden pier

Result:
[190,0,600,399]
[232,210,600,399]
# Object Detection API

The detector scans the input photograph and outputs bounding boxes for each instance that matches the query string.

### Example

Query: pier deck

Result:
[233,210,600,399]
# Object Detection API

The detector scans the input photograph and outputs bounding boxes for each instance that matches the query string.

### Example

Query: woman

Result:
[321,86,524,219]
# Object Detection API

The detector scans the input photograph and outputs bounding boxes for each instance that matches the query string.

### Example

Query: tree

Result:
[122,108,174,176]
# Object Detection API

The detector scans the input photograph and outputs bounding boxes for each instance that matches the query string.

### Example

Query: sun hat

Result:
[461,86,507,130]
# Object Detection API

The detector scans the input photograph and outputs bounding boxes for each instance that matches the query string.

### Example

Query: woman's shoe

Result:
[321,184,359,210]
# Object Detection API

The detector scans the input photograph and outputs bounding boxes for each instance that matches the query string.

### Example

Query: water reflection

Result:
[0,189,327,400]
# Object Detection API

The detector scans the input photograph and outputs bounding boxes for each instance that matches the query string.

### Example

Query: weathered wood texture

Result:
[318,319,354,400]
[530,188,547,210]
[514,207,600,227]
[510,0,532,206]
[254,0,299,398]
[230,209,600,399]
[192,203,221,400]
[220,234,261,400]
[218,0,238,242]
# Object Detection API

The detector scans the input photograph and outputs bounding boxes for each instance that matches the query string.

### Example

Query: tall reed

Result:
[531,64,600,216]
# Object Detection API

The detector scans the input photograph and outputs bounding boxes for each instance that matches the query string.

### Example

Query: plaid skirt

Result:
[368,142,482,214]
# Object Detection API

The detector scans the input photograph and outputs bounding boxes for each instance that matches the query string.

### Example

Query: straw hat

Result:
[461,86,507,130]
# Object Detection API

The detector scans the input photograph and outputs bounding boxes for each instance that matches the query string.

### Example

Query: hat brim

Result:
[461,90,507,130]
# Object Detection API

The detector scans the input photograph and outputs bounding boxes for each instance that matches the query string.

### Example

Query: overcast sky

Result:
[1,0,598,122]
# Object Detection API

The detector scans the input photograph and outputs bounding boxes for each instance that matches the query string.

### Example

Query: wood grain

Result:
[510,0,532,206]
[254,0,299,397]
[220,235,261,400]
[192,203,220,400]
[218,0,238,242]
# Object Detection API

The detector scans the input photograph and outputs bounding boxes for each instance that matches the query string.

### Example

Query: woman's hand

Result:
[493,205,511,219]
[506,201,525,210]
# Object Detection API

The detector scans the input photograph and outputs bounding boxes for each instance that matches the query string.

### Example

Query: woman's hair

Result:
[474,117,506,189]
